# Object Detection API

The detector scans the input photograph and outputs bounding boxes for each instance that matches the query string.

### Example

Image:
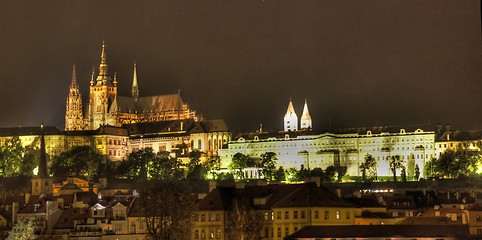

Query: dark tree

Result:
[274,166,286,181]
[138,179,195,240]
[205,155,221,179]
[229,153,255,179]
[50,146,104,180]
[0,137,24,177]
[226,197,263,240]
[414,164,420,180]
[389,155,403,182]
[309,167,324,179]
[258,152,277,180]
[360,154,377,182]
[433,150,479,178]
[401,166,407,182]
[323,166,337,183]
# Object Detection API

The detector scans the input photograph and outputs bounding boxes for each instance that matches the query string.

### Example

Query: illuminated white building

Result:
[219,101,438,178]
[219,127,435,178]
[300,100,312,130]
[283,99,298,131]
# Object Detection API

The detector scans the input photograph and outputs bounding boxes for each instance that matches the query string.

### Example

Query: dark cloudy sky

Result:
[0,0,480,133]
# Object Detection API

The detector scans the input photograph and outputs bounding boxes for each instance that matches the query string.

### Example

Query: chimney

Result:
[180,121,183,131]
[445,123,450,133]
[436,123,442,134]
[25,192,31,204]
[209,181,217,192]
[235,181,246,189]
[335,188,342,197]
[12,202,19,223]
[304,176,320,187]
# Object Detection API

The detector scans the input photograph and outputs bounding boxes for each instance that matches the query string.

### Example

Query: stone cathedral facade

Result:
[65,43,197,131]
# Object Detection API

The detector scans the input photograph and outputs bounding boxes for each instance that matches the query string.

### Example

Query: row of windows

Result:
[194,229,221,239]
[197,213,221,222]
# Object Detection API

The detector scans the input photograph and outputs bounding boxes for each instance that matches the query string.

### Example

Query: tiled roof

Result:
[345,196,385,208]
[54,207,89,229]
[399,216,461,225]
[198,183,355,211]
[272,183,355,208]
[285,225,470,239]
[438,130,482,142]
[116,94,186,114]
[468,203,482,211]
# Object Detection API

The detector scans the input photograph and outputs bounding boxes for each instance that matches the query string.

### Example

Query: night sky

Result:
[0,0,480,133]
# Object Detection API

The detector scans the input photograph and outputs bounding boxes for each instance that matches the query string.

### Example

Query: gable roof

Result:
[272,183,355,208]
[198,183,355,212]
[285,225,470,239]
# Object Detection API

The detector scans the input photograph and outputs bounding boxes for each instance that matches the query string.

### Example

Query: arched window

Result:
[198,139,202,149]
[191,140,194,150]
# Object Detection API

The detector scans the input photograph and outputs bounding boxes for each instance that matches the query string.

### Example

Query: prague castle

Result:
[65,42,197,131]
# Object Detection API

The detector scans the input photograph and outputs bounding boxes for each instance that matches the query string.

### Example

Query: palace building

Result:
[65,42,197,131]
[219,99,438,178]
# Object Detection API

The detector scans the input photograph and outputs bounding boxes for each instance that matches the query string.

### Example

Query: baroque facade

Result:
[65,43,197,131]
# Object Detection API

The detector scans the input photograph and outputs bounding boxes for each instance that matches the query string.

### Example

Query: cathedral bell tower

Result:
[88,42,118,130]
[284,98,298,131]
[65,65,85,130]
[300,99,312,130]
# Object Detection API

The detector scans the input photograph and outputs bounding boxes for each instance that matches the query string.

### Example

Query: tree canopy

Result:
[50,146,104,180]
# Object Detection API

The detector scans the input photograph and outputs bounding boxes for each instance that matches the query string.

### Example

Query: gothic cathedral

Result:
[65,43,198,131]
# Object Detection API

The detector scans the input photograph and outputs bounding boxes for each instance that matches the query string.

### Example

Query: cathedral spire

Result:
[38,124,48,178]
[284,98,298,131]
[90,66,95,86]
[132,62,139,102]
[70,64,78,89]
[301,99,312,130]
[96,41,111,85]
[285,98,296,116]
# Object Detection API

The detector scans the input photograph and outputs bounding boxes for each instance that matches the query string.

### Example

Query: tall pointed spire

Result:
[90,66,95,86]
[132,62,139,102]
[70,64,78,89]
[38,124,48,178]
[101,40,106,64]
[96,41,111,85]
[301,99,312,130]
[285,98,296,116]
[284,98,298,131]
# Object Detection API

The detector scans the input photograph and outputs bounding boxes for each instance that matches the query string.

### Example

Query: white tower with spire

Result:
[284,98,298,131]
[300,99,312,130]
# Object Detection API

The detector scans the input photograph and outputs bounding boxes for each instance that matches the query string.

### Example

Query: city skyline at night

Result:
[0,1,480,133]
